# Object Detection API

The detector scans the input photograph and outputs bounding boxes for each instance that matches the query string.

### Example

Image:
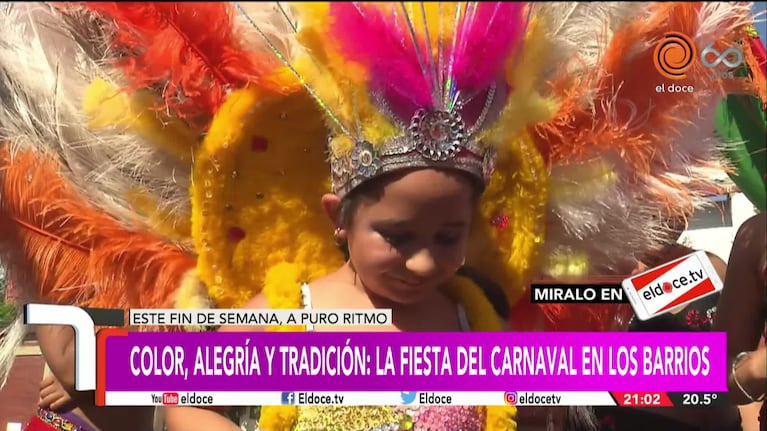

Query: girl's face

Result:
[338,169,476,304]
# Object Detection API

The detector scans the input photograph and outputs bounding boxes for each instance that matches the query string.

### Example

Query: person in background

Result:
[593,218,743,431]
[714,212,767,430]
[23,325,156,431]
[738,359,764,431]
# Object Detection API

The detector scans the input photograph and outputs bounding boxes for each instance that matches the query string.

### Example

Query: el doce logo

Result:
[654,32,744,80]
[654,32,697,80]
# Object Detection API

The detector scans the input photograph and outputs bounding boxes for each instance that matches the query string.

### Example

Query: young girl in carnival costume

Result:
[0,2,759,431]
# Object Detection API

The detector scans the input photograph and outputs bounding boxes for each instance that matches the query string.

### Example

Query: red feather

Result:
[79,2,271,127]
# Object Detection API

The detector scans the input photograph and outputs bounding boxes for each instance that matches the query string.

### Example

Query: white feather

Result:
[0,3,193,247]
[0,316,26,389]
[235,1,303,61]
[539,0,756,278]
[694,2,754,46]
[545,160,670,276]
[534,2,653,90]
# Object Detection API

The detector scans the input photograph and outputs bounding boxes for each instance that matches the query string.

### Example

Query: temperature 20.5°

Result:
[668,392,728,407]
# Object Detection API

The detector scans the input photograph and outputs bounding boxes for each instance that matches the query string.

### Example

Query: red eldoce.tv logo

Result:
[621,251,723,321]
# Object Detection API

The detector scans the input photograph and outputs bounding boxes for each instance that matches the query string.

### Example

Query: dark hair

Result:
[562,407,600,431]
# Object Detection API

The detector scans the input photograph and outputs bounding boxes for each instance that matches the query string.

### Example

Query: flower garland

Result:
[258,273,304,430]
[257,275,516,431]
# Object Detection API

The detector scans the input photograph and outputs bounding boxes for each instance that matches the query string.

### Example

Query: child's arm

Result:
[35,325,79,392]
[39,373,77,411]
[165,293,270,431]
[164,407,241,431]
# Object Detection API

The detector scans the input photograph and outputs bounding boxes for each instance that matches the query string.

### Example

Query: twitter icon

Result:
[400,392,417,405]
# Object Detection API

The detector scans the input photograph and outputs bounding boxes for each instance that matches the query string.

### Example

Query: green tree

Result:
[0,264,13,324]
[0,302,14,324]
[0,264,6,297]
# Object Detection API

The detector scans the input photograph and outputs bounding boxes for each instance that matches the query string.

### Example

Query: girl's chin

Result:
[375,282,438,305]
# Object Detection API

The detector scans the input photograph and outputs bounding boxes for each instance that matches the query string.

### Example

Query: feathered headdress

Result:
[241,1,755,329]
[207,2,559,317]
[287,3,533,198]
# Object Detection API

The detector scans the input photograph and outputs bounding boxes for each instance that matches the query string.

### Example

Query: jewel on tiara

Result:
[350,141,381,178]
[410,108,468,162]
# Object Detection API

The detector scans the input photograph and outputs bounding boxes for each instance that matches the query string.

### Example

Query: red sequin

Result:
[491,214,509,231]
[250,136,268,152]
[686,309,704,328]
[227,226,246,243]
[598,414,616,430]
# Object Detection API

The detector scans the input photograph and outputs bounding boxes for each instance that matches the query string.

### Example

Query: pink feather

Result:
[328,3,434,120]
[450,3,527,93]
[328,2,526,126]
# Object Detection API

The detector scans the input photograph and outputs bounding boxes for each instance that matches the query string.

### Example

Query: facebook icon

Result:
[281,392,295,405]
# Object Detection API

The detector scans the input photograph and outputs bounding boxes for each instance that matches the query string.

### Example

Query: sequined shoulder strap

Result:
[301,283,315,331]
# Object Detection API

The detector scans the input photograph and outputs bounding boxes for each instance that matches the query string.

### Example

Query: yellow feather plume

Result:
[467,132,548,306]
[487,16,560,142]
[82,78,196,162]
[548,158,618,205]
[125,189,192,241]
[292,4,401,149]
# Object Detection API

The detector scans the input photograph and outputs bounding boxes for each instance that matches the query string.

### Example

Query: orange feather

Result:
[0,146,194,319]
[75,2,277,129]
[533,2,748,216]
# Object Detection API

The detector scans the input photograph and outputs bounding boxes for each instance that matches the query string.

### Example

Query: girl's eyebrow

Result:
[372,219,410,229]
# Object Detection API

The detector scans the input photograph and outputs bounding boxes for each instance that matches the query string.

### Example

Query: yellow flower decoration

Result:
[256,276,515,430]
[467,131,548,307]
[191,86,342,309]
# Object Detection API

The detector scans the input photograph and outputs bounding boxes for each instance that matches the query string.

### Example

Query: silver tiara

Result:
[329,106,497,197]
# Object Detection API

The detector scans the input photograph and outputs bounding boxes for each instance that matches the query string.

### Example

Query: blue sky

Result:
[755,2,766,46]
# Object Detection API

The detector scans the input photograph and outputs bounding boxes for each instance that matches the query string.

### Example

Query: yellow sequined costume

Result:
[0,2,759,431]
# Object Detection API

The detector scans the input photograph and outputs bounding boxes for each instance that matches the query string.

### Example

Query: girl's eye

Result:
[382,233,411,246]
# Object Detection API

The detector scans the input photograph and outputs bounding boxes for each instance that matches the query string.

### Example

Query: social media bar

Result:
[108,391,623,407]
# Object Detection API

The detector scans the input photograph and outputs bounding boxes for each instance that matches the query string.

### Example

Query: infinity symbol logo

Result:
[700,41,743,69]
